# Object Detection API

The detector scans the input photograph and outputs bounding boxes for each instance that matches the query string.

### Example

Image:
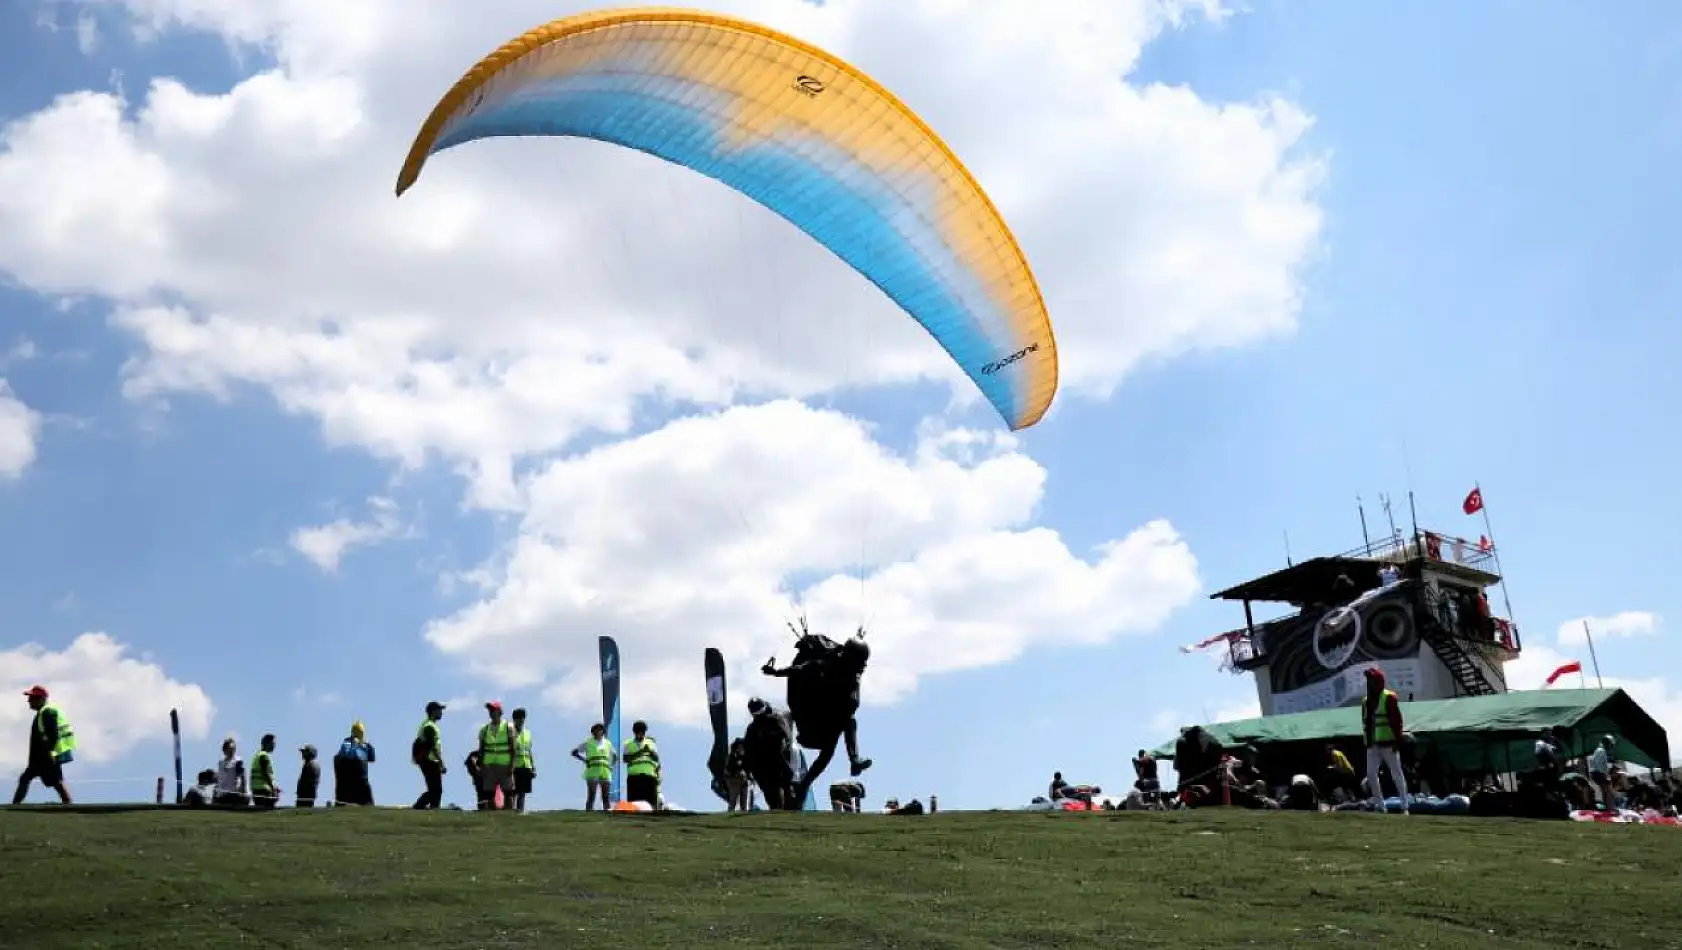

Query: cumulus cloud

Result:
[290,685,343,707]
[289,495,409,572]
[0,380,41,478]
[0,0,1322,501]
[424,400,1200,724]
[0,632,215,769]
[1556,611,1661,647]
[0,0,1324,715]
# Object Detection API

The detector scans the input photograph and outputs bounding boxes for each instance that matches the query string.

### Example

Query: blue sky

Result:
[1,0,1678,810]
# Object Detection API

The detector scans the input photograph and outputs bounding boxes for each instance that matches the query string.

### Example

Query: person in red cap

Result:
[477,700,516,810]
[1361,667,1408,815]
[12,685,75,805]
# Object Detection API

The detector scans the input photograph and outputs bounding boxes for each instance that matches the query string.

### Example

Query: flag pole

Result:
[1475,482,1518,626]
[1357,495,1372,550]
[1582,620,1605,689]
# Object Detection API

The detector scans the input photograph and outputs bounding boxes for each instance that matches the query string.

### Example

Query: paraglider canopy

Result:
[395,5,1059,430]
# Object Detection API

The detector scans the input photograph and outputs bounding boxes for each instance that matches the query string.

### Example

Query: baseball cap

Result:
[485,700,503,711]
[23,685,48,698]
[426,700,447,712]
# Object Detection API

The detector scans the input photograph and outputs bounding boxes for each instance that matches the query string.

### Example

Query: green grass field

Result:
[1,807,1679,949]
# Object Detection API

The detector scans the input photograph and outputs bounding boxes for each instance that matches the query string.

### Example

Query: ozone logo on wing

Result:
[793,75,825,98]
[981,343,1040,376]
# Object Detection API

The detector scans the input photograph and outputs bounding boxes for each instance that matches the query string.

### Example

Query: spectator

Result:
[296,745,321,808]
[1533,727,1563,785]
[334,721,377,806]
[1588,735,1615,809]
[725,739,751,812]
[1049,771,1068,801]
[1132,750,1160,797]
[213,737,248,807]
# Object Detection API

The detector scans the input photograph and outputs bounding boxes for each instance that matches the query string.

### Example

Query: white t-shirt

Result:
[573,740,620,764]
[1589,747,1610,775]
[216,755,246,795]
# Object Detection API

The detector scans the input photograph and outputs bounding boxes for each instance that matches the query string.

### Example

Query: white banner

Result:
[1271,659,1421,715]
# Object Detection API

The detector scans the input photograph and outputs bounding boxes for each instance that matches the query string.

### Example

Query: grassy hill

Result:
[1,806,1677,949]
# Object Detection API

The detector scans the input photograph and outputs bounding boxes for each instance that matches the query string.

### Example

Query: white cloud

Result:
[1212,698,1262,723]
[0,0,1322,507]
[0,0,1323,713]
[425,400,1200,724]
[1557,611,1661,647]
[0,380,41,478]
[0,339,38,367]
[0,632,215,769]
[290,685,342,707]
[76,11,101,54]
[289,495,408,572]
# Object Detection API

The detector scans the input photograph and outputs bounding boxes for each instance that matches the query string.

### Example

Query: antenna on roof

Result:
[1283,530,1293,567]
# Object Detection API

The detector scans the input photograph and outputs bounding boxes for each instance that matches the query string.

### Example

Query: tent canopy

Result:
[1151,689,1670,774]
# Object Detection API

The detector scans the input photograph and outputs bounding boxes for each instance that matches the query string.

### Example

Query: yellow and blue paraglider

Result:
[396,6,1058,429]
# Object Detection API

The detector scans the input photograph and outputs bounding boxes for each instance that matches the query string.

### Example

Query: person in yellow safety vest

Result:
[250,733,281,810]
[510,707,536,813]
[478,700,517,810]
[1361,667,1409,815]
[12,685,74,805]
[412,700,447,810]
[571,722,619,811]
[623,719,660,808]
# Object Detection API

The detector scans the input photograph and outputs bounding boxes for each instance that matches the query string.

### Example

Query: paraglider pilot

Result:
[762,624,874,804]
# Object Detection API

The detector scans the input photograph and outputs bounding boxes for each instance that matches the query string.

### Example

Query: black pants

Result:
[627,773,659,805]
[413,761,444,809]
[12,759,66,804]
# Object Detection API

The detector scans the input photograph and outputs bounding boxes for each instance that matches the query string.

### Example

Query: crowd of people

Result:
[175,700,663,812]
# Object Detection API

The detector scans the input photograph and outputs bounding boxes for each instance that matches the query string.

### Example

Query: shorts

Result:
[514,768,535,795]
[480,763,512,794]
[20,760,63,787]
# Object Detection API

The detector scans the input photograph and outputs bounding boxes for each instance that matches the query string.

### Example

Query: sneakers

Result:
[850,757,873,777]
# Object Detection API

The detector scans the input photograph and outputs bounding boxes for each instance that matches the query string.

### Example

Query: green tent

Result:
[1151,689,1670,775]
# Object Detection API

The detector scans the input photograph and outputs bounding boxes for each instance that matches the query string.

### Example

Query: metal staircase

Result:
[1416,598,1501,697]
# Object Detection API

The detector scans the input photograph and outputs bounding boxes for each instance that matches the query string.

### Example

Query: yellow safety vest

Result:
[416,719,442,763]
[514,728,534,770]
[35,703,76,762]
[581,737,613,780]
[624,737,659,777]
[251,750,275,793]
[1366,689,1400,745]
[480,721,513,766]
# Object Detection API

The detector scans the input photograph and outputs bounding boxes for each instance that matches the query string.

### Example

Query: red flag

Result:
[1463,487,1484,515]
[1478,535,1492,552]
[1544,660,1582,687]
[1180,630,1243,653]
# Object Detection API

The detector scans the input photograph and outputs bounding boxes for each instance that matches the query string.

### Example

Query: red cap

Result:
[485,700,502,711]
[23,685,48,698]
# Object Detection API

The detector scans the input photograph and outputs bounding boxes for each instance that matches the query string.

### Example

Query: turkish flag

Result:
[1544,660,1582,687]
[1463,487,1484,515]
